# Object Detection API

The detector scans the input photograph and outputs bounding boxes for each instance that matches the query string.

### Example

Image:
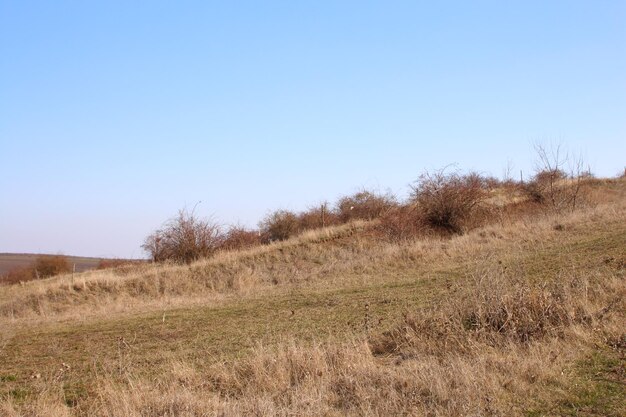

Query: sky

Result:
[1,1,625,258]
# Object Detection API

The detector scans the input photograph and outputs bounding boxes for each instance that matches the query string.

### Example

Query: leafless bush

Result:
[298,202,339,231]
[221,226,261,251]
[377,205,424,241]
[410,169,487,234]
[336,190,397,222]
[142,209,224,263]
[259,210,300,242]
[525,144,587,212]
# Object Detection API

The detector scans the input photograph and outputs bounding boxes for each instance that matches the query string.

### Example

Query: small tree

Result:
[142,209,223,263]
[526,144,586,212]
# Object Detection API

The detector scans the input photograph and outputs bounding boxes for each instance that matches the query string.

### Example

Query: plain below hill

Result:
[0,253,138,276]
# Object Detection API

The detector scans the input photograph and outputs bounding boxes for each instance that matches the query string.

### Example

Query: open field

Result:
[0,179,624,416]
[0,254,145,286]
[0,254,109,276]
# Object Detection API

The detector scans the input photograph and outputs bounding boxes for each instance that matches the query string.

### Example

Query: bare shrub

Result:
[142,209,224,263]
[221,226,261,251]
[410,169,487,234]
[525,144,587,212]
[33,255,71,279]
[298,202,339,231]
[483,175,502,190]
[525,169,567,204]
[259,210,300,242]
[377,205,424,241]
[336,190,396,222]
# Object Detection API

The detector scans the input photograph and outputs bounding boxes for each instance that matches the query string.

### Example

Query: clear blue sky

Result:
[1,1,624,258]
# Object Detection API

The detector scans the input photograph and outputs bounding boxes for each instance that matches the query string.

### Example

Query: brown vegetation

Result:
[336,190,397,222]
[142,209,223,263]
[221,226,261,251]
[258,209,300,242]
[96,259,145,272]
[32,255,71,278]
[378,169,489,240]
[139,149,593,265]
[298,203,340,231]
[0,266,35,285]
[0,255,71,285]
[410,169,487,234]
[523,144,587,212]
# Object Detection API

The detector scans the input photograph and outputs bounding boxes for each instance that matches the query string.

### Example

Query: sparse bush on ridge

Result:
[140,149,594,262]
[410,168,487,234]
[298,202,340,231]
[221,226,261,251]
[482,175,503,190]
[336,190,397,222]
[377,169,489,240]
[524,144,588,212]
[258,192,394,244]
[258,209,300,242]
[377,205,424,241]
[142,209,223,263]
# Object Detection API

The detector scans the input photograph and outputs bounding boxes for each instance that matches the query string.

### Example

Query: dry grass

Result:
[2,263,622,416]
[0,178,625,416]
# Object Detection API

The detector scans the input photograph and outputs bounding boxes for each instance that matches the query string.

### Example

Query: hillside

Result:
[0,178,624,416]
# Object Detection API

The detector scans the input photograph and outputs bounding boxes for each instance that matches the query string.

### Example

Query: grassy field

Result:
[0,179,624,416]
[0,254,109,276]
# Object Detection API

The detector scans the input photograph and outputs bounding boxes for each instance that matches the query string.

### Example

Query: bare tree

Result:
[502,158,515,185]
[528,143,587,212]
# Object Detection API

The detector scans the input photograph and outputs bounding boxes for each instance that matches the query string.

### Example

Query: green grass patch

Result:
[527,349,626,417]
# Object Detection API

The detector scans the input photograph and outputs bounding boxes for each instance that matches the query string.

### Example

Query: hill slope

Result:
[0,179,624,416]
